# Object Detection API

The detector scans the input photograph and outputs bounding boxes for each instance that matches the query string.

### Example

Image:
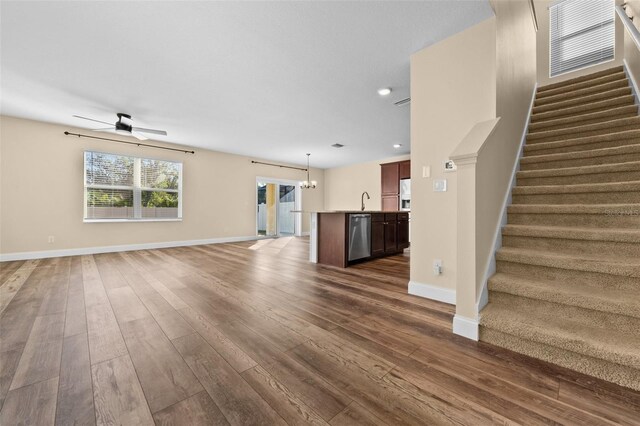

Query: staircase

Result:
[479,66,640,391]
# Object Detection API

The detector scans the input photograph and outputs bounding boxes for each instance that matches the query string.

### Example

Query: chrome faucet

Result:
[361,191,370,211]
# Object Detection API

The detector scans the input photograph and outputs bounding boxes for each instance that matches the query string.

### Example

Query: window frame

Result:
[83,150,183,223]
[548,0,615,78]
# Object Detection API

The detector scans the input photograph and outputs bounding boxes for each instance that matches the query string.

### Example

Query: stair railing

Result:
[618,4,640,51]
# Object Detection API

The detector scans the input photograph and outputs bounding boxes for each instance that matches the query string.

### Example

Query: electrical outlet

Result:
[48,236,55,243]
[433,259,442,276]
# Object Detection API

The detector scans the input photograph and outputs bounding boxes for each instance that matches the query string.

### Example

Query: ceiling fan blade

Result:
[131,131,148,141]
[91,127,114,132]
[73,115,113,126]
[132,127,167,136]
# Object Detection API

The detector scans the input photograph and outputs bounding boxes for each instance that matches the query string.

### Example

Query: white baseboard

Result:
[300,231,310,237]
[0,235,265,262]
[453,314,479,341]
[408,281,456,305]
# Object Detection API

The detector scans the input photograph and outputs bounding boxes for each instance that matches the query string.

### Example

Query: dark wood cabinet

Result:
[381,195,399,212]
[371,220,385,257]
[384,220,397,254]
[381,160,410,211]
[381,163,400,195]
[397,217,409,250]
[399,160,411,180]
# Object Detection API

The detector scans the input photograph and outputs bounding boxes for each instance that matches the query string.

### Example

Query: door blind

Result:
[549,0,615,77]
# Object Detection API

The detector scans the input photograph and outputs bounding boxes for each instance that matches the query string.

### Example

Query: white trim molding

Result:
[0,235,267,262]
[453,315,479,341]
[408,281,456,305]
[623,59,640,106]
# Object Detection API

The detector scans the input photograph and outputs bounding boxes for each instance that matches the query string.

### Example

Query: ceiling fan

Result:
[73,113,167,140]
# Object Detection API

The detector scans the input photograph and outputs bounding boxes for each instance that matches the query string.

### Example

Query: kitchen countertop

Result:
[292,210,409,214]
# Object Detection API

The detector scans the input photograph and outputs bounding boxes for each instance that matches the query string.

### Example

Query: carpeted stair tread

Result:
[496,246,640,278]
[523,129,640,156]
[537,66,624,93]
[526,116,640,143]
[512,180,640,196]
[520,143,640,167]
[488,272,640,319]
[534,79,630,107]
[517,161,640,180]
[536,71,628,99]
[480,295,640,369]
[528,105,638,134]
[530,94,635,123]
[502,224,640,244]
[479,328,640,391]
[532,87,632,115]
[507,202,640,217]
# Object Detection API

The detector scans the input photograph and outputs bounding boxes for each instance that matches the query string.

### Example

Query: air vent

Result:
[332,143,345,148]
[394,97,411,107]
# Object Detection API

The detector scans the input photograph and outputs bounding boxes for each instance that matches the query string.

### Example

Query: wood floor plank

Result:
[119,316,203,413]
[329,402,385,426]
[153,391,230,426]
[0,348,22,411]
[56,333,96,426]
[178,307,257,373]
[0,260,39,315]
[10,312,65,390]
[241,364,329,425]
[0,376,59,426]
[107,286,151,324]
[85,302,128,365]
[64,257,88,338]
[92,355,154,426]
[172,332,286,426]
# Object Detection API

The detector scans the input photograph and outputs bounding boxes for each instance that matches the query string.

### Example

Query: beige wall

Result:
[410,17,497,293]
[323,154,410,211]
[535,0,624,87]
[0,116,324,256]
[624,0,640,85]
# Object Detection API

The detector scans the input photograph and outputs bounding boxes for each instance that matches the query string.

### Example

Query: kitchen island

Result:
[309,211,409,268]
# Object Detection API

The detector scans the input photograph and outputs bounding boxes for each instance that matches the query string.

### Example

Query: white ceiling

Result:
[1,1,493,169]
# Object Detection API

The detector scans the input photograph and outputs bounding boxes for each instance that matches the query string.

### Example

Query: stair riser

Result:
[524,138,640,156]
[532,88,632,115]
[537,73,628,99]
[520,152,640,171]
[502,235,640,257]
[511,191,640,205]
[517,170,640,186]
[496,260,640,291]
[530,97,635,123]
[537,66,623,92]
[479,328,640,392]
[534,80,629,107]
[527,123,640,144]
[507,211,640,229]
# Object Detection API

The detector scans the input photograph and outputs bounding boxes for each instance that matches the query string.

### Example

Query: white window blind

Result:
[549,0,615,77]
[84,151,182,221]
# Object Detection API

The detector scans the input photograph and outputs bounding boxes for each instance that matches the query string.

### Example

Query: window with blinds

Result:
[549,0,615,78]
[84,151,182,221]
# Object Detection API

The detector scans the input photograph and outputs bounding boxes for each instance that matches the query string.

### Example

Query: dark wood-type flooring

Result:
[1,237,639,425]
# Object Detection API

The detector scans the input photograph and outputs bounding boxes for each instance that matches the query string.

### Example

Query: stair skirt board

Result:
[479,65,640,392]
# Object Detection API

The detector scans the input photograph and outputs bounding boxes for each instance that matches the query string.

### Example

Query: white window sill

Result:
[84,218,183,223]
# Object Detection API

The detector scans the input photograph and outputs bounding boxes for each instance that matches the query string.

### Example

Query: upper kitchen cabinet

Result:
[381,162,400,195]
[381,160,410,211]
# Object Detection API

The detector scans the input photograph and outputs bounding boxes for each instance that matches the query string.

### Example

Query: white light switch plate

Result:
[433,179,447,192]
[422,165,431,178]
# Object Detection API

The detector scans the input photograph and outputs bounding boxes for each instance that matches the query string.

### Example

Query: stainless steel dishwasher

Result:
[348,214,371,261]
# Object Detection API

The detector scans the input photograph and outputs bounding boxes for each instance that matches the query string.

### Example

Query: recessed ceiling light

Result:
[378,87,392,96]
[393,143,402,149]
[331,143,344,148]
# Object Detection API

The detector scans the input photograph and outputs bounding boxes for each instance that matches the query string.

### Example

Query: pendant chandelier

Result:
[301,153,317,189]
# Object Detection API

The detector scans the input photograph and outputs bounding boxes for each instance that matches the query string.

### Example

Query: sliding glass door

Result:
[257,179,301,237]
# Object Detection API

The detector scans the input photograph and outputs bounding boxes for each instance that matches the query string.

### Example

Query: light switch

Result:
[422,165,431,178]
[433,179,447,192]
